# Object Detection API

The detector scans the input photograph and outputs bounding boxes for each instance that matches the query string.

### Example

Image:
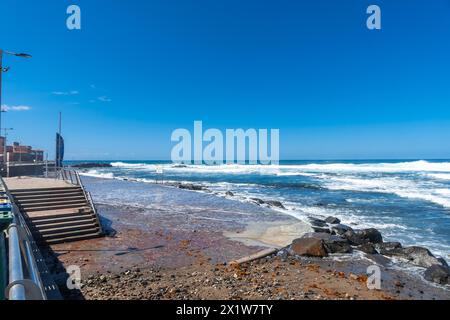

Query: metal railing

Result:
[54,167,81,186]
[74,169,103,234]
[1,178,46,300]
[55,167,103,234]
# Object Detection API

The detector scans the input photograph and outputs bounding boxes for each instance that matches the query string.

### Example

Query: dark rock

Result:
[301,232,331,240]
[357,228,383,244]
[357,243,377,254]
[308,217,328,227]
[71,162,112,168]
[342,230,358,245]
[301,232,352,254]
[312,226,331,234]
[177,183,205,191]
[325,239,352,254]
[424,265,450,285]
[375,242,402,255]
[388,246,448,268]
[315,202,327,207]
[250,198,265,205]
[225,191,234,196]
[331,224,354,236]
[290,238,328,257]
[265,200,286,209]
[343,228,382,245]
[276,249,289,261]
[366,254,391,266]
[324,216,341,224]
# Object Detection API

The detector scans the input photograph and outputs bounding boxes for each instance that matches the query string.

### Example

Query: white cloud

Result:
[1,105,32,112]
[97,95,112,102]
[52,90,79,95]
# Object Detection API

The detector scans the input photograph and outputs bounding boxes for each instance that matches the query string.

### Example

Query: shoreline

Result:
[42,175,449,299]
[76,165,450,264]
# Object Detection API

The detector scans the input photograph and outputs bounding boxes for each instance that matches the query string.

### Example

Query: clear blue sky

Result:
[0,0,449,160]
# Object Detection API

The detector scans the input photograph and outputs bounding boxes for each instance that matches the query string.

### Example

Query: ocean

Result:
[72,159,450,263]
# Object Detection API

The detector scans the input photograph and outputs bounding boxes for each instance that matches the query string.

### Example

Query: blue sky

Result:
[0,0,449,160]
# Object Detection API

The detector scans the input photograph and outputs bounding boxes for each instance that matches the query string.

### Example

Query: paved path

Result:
[4,176,73,190]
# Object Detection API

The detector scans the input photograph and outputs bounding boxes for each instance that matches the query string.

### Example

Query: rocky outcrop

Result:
[331,224,353,236]
[374,242,402,255]
[383,246,448,269]
[225,191,234,196]
[324,216,341,224]
[343,228,383,245]
[296,216,449,286]
[312,226,331,234]
[300,232,352,254]
[290,238,328,257]
[176,183,207,191]
[250,198,265,205]
[424,265,450,285]
[71,162,112,168]
[308,217,328,227]
[265,200,286,209]
[356,243,377,254]
[249,198,286,209]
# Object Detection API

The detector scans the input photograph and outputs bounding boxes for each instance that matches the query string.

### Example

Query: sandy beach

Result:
[36,176,449,300]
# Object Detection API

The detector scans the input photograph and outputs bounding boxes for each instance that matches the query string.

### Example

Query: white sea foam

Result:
[111,162,158,170]
[108,160,450,208]
[111,160,450,174]
[79,169,114,179]
[275,172,316,177]
[427,173,450,181]
[81,163,450,264]
[324,176,450,208]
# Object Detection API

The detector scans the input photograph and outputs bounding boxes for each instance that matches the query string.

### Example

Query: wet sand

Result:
[39,178,449,300]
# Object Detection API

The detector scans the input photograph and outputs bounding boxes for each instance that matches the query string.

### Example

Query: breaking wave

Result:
[111,160,450,174]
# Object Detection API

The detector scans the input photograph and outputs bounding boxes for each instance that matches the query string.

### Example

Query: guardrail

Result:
[1,178,46,300]
[55,167,103,235]
[74,169,103,234]
[55,167,80,186]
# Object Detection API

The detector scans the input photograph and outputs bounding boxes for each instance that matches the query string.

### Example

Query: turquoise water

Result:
[69,160,450,262]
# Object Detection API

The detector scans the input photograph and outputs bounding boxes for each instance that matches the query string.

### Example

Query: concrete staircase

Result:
[9,186,102,244]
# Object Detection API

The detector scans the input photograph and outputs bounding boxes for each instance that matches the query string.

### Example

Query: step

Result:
[40,232,103,245]
[10,187,81,193]
[30,217,97,230]
[30,214,96,226]
[26,208,93,221]
[11,189,83,197]
[36,226,100,241]
[18,198,86,207]
[17,196,86,205]
[13,192,84,201]
[37,222,98,236]
[21,202,89,212]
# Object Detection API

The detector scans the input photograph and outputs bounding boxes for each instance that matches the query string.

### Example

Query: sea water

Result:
[72,159,450,263]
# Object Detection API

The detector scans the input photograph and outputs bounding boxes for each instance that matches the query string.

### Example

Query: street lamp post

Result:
[0,49,32,162]
[2,128,13,163]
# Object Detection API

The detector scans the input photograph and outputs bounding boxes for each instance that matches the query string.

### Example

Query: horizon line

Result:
[63,158,450,162]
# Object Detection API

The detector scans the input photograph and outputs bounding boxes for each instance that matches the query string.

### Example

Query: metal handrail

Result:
[55,167,103,234]
[75,170,103,234]
[7,219,25,300]
[1,178,46,300]
[56,166,80,186]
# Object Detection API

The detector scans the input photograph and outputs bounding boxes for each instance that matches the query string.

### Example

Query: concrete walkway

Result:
[4,176,73,190]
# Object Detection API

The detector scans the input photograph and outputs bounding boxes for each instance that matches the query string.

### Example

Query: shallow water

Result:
[73,159,450,262]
